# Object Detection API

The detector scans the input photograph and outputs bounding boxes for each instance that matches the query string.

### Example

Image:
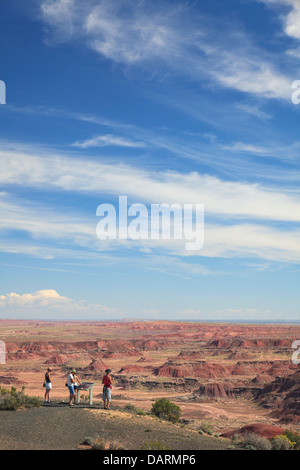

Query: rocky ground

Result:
[0,402,230,450]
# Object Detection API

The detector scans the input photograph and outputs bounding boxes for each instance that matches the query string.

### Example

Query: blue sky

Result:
[0,0,299,321]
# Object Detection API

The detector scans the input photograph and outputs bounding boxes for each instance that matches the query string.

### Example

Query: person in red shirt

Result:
[102,368,113,409]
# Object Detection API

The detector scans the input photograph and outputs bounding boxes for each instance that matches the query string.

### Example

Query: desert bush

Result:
[151,398,181,424]
[271,435,294,450]
[82,436,94,446]
[283,430,300,450]
[91,437,124,450]
[141,440,170,450]
[0,387,42,410]
[199,422,214,435]
[125,403,136,411]
[231,434,240,443]
[241,432,272,451]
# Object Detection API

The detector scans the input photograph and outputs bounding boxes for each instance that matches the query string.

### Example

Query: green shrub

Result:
[82,436,94,446]
[244,444,257,450]
[141,441,170,450]
[199,422,214,435]
[241,432,271,451]
[283,430,300,450]
[271,435,294,450]
[231,434,240,443]
[0,387,42,410]
[125,403,136,411]
[91,437,124,450]
[151,398,181,424]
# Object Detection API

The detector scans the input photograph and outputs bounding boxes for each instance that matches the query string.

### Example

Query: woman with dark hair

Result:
[44,367,52,403]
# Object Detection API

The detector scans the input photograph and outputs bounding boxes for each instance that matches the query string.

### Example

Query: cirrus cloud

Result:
[40,0,293,100]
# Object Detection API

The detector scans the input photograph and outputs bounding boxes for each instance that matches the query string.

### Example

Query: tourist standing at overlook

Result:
[43,367,52,403]
[102,368,113,410]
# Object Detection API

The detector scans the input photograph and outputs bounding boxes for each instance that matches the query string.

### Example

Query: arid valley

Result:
[1,319,299,439]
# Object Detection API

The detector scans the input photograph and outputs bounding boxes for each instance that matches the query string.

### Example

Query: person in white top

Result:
[73,370,82,404]
[67,369,75,406]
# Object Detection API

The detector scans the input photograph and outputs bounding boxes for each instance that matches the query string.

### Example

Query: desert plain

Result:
[0,319,299,436]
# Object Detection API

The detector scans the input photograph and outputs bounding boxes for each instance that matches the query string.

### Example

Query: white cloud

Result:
[41,0,87,44]
[1,148,300,223]
[0,289,71,308]
[211,54,291,100]
[0,288,117,319]
[260,0,300,39]
[0,149,300,265]
[72,134,146,149]
[39,0,293,100]
[200,223,300,263]
[220,142,269,154]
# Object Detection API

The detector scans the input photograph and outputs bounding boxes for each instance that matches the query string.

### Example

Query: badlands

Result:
[0,319,299,434]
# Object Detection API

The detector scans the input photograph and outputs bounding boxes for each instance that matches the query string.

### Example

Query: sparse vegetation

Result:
[90,437,125,450]
[0,386,42,411]
[271,435,294,450]
[141,440,170,450]
[283,430,300,450]
[1,320,298,450]
[124,403,146,416]
[125,403,136,411]
[82,436,94,446]
[151,398,181,424]
[199,422,214,435]
[240,432,272,450]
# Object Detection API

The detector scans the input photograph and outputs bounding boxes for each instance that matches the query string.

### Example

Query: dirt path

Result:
[0,402,230,450]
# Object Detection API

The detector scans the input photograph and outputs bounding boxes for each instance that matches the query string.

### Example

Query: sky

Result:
[0,0,299,322]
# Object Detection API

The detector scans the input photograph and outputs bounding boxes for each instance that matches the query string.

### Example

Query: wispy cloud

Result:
[259,0,300,39]
[235,103,273,120]
[0,147,300,265]
[1,147,300,222]
[72,134,146,149]
[39,0,293,100]
[5,104,300,189]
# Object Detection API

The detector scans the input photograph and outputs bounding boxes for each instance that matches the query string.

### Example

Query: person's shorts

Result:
[102,386,111,402]
[45,382,52,390]
[68,385,75,394]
